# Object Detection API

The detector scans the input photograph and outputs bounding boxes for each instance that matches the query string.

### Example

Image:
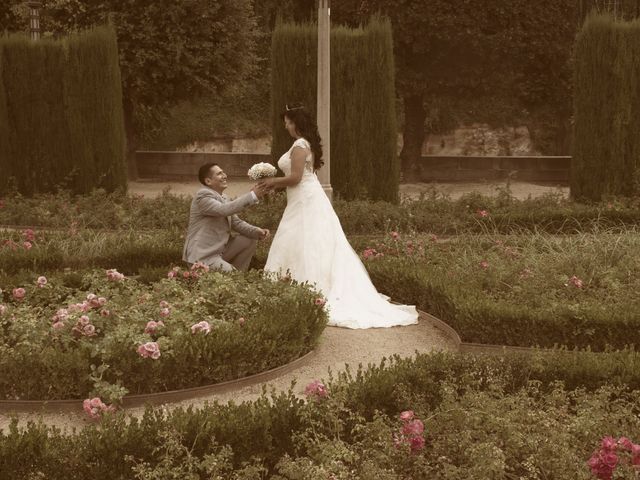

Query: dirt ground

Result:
[0,179,566,432]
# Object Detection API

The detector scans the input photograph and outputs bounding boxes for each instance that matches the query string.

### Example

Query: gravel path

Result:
[130,179,569,201]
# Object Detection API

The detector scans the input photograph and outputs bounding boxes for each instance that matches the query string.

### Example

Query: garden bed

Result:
[346,231,640,350]
[0,267,327,403]
[3,188,640,234]
[2,350,639,479]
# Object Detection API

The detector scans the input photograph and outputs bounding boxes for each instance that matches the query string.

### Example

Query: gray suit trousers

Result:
[209,234,258,272]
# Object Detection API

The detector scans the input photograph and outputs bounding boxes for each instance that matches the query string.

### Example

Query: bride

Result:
[259,105,418,329]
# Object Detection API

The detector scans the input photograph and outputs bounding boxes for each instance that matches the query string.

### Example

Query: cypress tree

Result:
[364,16,398,202]
[572,14,640,200]
[270,22,317,165]
[270,17,398,202]
[0,26,125,196]
[1,35,71,195]
[66,26,126,193]
[0,43,10,194]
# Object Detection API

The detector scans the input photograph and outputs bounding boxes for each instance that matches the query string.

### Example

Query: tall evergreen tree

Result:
[572,14,640,199]
[271,17,398,201]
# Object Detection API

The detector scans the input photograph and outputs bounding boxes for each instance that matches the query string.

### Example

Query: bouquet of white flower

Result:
[247,162,277,180]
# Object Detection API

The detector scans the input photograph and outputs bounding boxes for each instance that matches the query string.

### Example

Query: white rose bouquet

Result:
[247,162,277,180]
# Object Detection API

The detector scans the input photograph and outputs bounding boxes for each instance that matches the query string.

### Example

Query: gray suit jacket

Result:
[182,187,262,265]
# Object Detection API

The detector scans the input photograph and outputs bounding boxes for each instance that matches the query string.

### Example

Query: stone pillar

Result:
[317,0,333,201]
[27,1,42,41]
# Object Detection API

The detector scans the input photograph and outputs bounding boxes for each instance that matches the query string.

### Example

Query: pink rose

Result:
[144,320,164,334]
[617,437,633,451]
[391,231,399,240]
[314,298,326,307]
[23,241,32,250]
[601,436,617,451]
[100,309,110,317]
[182,271,190,279]
[36,276,47,287]
[137,341,161,359]
[190,321,211,335]
[82,397,113,420]
[106,269,125,281]
[601,451,618,468]
[52,321,65,330]
[304,380,328,399]
[83,324,96,336]
[0,305,6,316]
[409,435,425,453]
[191,261,210,273]
[632,444,640,466]
[82,399,101,420]
[23,229,35,242]
[3,239,17,250]
[159,300,170,308]
[479,260,489,270]
[12,288,26,300]
[159,307,170,317]
[52,308,69,322]
[477,209,489,218]
[98,297,107,306]
[79,315,90,326]
[569,275,583,289]
[399,410,414,422]
[402,419,425,436]
[238,317,245,326]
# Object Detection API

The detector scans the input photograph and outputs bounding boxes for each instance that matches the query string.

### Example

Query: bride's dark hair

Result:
[281,105,324,171]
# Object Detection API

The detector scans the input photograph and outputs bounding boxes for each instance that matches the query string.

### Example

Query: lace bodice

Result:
[277,137,315,179]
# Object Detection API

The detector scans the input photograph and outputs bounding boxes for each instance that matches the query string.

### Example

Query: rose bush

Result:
[2,350,640,479]
[0,268,327,401]
[342,230,640,350]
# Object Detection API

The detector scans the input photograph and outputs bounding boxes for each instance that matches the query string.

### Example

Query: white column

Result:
[317,0,333,201]
[27,1,42,41]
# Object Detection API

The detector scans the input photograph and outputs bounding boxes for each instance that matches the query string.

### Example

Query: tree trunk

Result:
[123,98,138,180]
[400,94,426,183]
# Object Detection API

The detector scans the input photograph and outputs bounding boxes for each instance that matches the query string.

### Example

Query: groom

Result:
[183,162,270,272]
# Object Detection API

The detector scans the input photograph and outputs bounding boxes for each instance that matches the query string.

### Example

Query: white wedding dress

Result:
[264,137,419,329]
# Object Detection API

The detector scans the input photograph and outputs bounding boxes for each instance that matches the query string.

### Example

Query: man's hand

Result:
[252,182,270,199]
[259,228,271,240]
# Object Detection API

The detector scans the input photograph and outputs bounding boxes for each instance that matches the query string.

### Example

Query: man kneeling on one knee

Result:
[183,162,270,272]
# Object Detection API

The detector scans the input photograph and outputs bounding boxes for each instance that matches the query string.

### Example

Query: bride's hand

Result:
[257,178,275,189]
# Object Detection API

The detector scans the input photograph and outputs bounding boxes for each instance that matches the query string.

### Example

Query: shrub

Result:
[2,351,640,479]
[352,231,640,350]
[6,188,640,235]
[0,268,327,400]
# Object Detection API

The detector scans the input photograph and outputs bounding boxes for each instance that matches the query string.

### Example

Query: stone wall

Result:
[136,151,570,183]
[416,156,569,183]
[175,123,539,157]
[136,151,271,180]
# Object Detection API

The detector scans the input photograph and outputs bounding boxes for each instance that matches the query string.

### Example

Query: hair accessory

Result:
[285,104,304,111]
